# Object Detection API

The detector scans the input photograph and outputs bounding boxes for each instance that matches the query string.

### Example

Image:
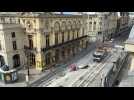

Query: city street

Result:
[29,41,97,87]
[0,28,130,87]
[0,12,131,87]
[29,28,131,87]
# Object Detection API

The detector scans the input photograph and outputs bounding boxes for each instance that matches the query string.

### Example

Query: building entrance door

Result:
[55,49,60,63]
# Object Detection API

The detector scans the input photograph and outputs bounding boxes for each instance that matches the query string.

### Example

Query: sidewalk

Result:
[0,42,96,87]
[0,68,51,87]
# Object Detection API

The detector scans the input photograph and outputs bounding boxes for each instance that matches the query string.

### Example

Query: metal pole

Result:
[25,51,30,86]
[27,54,29,76]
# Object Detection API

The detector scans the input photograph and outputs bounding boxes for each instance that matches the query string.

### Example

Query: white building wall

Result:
[0,24,26,69]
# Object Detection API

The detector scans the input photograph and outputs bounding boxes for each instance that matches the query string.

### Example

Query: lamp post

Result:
[24,46,30,86]
[26,52,30,86]
[27,54,30,76]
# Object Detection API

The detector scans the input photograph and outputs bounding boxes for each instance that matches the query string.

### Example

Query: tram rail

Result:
[71,53,112,87]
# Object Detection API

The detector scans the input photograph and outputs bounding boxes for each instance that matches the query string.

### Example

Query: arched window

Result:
[61,22,66,31]
[67,21,72,30]
[0,55,5,67]
[73,21,76,29]
[13,54,20,68]
[54,22,60,32]
[61,22,66,43]
[54,22,60,45]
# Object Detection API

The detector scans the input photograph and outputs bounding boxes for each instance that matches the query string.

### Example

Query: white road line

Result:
[71,53,112,87]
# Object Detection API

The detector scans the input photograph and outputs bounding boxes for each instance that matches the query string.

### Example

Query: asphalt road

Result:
[29,42,97,87]
[30,28,131,87]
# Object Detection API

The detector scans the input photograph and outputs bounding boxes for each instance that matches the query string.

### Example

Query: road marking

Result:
[71,54,112,87]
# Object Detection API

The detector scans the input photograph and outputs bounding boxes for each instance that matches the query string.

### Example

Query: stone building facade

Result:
[117,12,129,32]
[0,12,88,71]
[0,23,25,69]
[86,12,118,42]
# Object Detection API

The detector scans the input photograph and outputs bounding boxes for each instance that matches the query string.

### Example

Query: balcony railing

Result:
[24,45,37,52]
[41,35,88,52]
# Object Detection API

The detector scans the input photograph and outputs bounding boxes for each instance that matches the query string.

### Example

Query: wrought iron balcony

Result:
[41,35,88,52]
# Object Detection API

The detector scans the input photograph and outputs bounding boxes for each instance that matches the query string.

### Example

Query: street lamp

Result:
[24,46,31,86]
[27,54,30,76]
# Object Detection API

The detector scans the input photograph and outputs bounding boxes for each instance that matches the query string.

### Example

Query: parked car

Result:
[77,64,89,69]
[69,64,77,72]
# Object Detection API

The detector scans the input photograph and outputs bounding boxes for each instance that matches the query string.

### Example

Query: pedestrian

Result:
[100,74,103,87]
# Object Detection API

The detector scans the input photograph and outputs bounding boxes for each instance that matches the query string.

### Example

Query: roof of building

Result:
[119,71,134,87]
[0,12,84,18]
[125,25,134,44]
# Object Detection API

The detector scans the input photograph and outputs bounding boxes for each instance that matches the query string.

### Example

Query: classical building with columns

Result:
[0,12,88,71]
[117,12,129,32]
[119,25,134,87]
[86,12,118,42]
[0,23,26,69]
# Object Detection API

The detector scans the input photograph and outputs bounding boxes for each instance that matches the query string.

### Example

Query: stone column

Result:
[35,31,43,71]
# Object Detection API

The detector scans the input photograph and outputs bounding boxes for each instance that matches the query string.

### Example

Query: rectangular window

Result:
[46,35,50,48]
[99,22,102,25]
[55,33,58,45]
[77,30,79,38]
[68,31,70,41]
[62,32,64,43]
[28,35,33,49]
[11,32,16,38]
[73,31,75,39]
[82,28,85,36]
[89,22,92,31]
[93,25,96,30]
[12,41,17,50]
[29,39,33,49]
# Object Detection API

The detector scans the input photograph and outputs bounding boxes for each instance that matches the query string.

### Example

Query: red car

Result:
[69,64,77,72]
